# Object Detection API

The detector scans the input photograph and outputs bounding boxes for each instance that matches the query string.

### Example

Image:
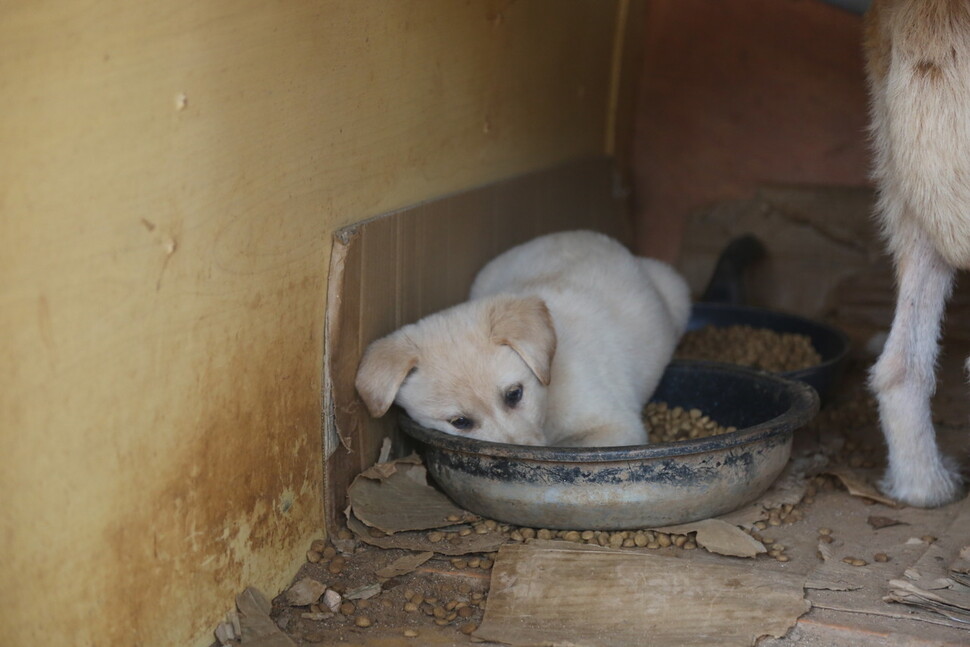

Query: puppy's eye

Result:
[504,384,523,408]
[449,416,474,431]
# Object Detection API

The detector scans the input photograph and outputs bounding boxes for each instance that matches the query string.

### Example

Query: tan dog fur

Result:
[864,0,969,505]
[355,231,690,447]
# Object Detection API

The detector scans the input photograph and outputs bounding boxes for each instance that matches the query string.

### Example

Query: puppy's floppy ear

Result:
[355,333,418,417]
[488,296,557,385]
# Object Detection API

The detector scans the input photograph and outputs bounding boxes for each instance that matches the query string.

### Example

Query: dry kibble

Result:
[537,528,552,540]
[922,535,938,544]
[874,553,890,563]
[458,606,474,618]
[468,557,482,568]
[657,533,672,547]
[843,557,867,567]
[564,531,582,543]
[775,554,791,563]
[339,602,355,615]
[460,623,478,635]
[818,528,832,536]
[676,325,820,372]
[427,531,444,543]
[643,401,732,443]
[403,602,419,613]
[355,616,372,628]
[447,514,461,522]
[310,539,327,553]
[329,556,346,575]
[337,528,353,540]
[306,550,322,563]
[322,546,337,559]
[404,628,419,637]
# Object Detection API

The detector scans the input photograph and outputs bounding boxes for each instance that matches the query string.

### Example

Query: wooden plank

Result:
[475,542,809,647]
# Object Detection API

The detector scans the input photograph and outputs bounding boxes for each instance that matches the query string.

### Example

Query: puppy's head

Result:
[354,295,556,445]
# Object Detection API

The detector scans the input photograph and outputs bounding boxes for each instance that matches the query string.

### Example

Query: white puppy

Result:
[355,230,690,446]
[864,0,969,506]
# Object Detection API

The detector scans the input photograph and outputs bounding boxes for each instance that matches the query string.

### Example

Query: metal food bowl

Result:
[693,234,852,403]
[688,302,850,404]
[398,360,819,530]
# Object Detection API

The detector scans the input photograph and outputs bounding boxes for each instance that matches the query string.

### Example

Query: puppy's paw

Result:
[880,453,965,507]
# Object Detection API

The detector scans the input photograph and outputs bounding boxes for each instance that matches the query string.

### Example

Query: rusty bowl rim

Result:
[398,360,820,464]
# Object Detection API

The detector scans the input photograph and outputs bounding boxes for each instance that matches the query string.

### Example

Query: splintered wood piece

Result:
[476,543,809,647]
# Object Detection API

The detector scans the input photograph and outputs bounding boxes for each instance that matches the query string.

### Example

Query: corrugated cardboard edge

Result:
[323,227,359,459]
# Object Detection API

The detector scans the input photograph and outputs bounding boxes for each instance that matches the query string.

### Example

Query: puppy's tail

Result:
[639,258,691,334]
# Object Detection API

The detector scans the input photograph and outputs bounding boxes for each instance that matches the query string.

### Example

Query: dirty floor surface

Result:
[229,345,970,647]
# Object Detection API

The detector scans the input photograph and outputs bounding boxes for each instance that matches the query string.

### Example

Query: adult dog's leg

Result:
[870,230,962,506]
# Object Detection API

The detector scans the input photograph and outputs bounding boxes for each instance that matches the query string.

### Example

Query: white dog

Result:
[864,0,968,506]
[355,230,690,447]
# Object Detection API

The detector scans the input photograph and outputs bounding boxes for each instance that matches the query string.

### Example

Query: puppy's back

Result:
[636,258,691,335]
[470,230,636,298]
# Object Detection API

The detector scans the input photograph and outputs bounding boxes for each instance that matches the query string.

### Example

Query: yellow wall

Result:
[0,1,629,645]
